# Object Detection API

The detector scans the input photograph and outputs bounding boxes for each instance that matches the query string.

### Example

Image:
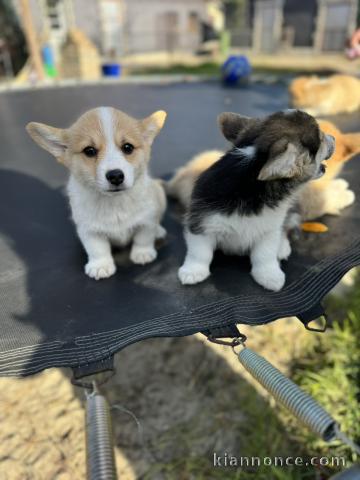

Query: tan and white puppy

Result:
[27,107,167,280]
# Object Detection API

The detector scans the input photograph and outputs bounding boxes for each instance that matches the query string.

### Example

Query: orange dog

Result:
[289,74,360,116]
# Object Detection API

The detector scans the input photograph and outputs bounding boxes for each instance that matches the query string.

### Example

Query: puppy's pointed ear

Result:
[141,110,167,144]
[217,112,254,143]
[26,122,68,163]
[344,132,360,158]
[258,141,300,181]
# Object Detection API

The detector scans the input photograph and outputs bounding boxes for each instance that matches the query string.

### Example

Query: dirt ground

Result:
[0,319,313,480]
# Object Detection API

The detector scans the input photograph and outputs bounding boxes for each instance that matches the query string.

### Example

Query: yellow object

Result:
[301,222,329,233]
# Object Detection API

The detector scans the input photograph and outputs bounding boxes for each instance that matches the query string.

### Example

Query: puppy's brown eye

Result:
[121,143,134,155]
[83,146,97,157]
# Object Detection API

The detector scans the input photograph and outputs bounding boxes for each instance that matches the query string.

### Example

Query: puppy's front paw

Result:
[251,265,285,292]
[178,264,210,285]
[85,258,116,280]
[325,179,355,215]
[130,246,157,265]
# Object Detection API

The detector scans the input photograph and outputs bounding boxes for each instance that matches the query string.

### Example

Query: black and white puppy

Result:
[178,110,335,291]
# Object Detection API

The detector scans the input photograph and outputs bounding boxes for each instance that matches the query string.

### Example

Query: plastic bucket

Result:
[102,63,121,77]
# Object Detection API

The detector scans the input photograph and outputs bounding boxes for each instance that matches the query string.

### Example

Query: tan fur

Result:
[300,120,360,220]
[313,120,360,179]
[289,74,360,115]
[166,150,222,207]
[166,120,360,220]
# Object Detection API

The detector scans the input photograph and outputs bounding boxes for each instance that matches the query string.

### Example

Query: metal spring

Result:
[86,387,117,480]
[237,347,337,441]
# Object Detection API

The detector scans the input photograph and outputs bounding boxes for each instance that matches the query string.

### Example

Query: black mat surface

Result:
[0,82,359,376]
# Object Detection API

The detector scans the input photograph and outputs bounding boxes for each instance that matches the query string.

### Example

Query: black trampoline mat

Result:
[0,82,359,376]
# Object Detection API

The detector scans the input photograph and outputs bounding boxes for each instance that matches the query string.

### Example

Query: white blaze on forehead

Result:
[99,107,118,163]
[99,107,114,145]
[97,107,134,189]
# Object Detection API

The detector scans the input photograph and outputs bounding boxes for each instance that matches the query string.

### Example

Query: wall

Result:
[125,0,207,53]
[72,0,102,49]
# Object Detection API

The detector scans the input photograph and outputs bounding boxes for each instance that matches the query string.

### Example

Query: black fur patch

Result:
[236,110,321,156]
[187,110,321,234]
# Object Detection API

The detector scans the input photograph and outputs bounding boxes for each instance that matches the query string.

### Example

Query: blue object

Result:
[42,44,58,77]
[102,63,121,77]
[221,55,251,86]
[42,44,55,68]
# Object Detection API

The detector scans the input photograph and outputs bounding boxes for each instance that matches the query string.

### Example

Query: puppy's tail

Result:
[164,150,223,208]
[164,172,194,209]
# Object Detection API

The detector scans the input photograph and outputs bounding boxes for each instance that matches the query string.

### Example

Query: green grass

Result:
[130,62,221,76]
[143,350,318,479]
[129,62,337,77]
[287,270,360,474]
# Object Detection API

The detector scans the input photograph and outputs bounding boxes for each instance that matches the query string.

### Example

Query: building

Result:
[11,0,211,60]
[124,0,208,54]
[225,0,358,53]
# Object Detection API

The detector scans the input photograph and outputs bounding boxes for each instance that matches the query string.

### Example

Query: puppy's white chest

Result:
[68,176,154,244]
[205,207,287,253]
[92,206,140,243]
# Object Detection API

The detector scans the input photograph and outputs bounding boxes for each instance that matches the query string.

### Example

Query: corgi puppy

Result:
[177,110,335,291]
[26,107,167,280]
[289,74,360,116]
[167,119,359,220]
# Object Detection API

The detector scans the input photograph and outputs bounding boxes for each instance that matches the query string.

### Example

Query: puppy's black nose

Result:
[106,169,124,186]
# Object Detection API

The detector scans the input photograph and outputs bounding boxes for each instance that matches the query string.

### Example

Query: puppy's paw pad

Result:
[130,247,157,265]
[251,266,285,292]
[178,265,210,285]
[85,259,116,280]
[156,226,167,240]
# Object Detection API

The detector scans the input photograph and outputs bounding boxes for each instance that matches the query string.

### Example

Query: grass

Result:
[144,395,315,480]
[287,269,360,475]
[130,62,221,76]
[129,62,336,77]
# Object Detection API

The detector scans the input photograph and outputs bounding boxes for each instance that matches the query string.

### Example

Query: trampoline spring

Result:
[86,383,117,480]
[237,346,339,443]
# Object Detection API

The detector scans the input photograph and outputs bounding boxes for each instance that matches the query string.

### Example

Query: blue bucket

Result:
[102,63,121,77]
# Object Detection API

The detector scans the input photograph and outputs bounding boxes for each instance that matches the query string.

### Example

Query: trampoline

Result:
[0,81,359,477]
